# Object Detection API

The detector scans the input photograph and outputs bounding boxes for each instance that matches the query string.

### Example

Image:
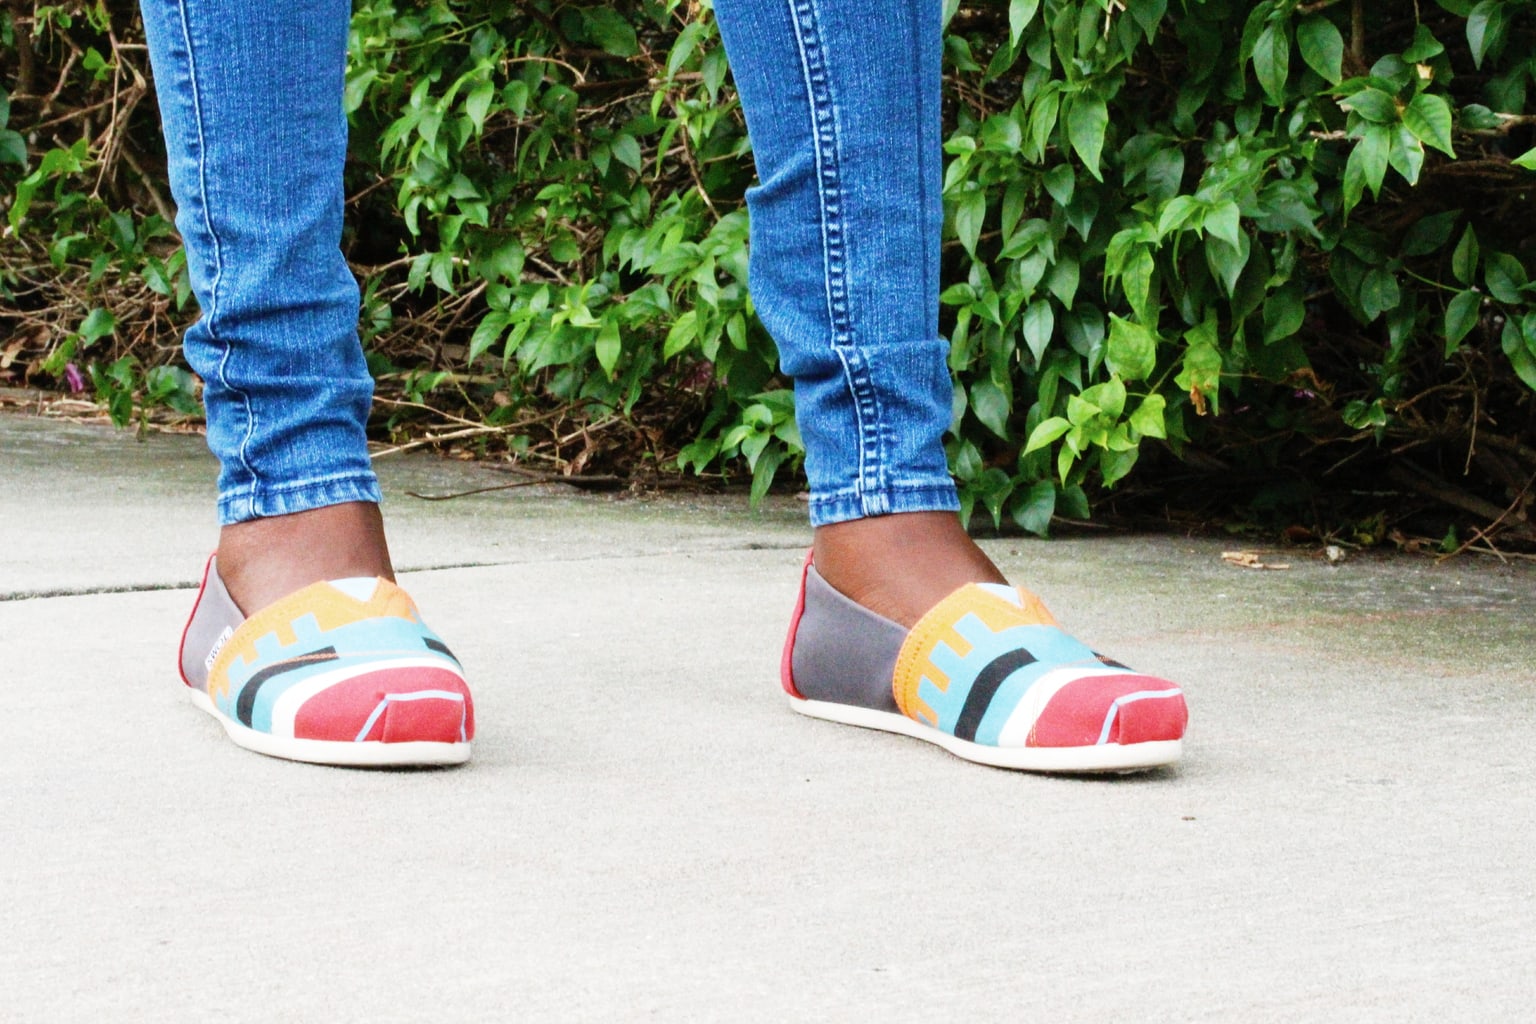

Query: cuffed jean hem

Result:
[808,480,961,528]
[216,471,383,526]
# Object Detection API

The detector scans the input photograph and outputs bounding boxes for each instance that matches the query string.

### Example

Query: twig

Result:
[405,473,624,500]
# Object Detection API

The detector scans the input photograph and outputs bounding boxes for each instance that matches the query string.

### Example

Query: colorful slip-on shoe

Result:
[782,554,1186,772]
[178,556,473,767]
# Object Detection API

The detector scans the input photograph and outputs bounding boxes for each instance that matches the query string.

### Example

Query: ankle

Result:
[217,501,395,616]
[811,511,1006,628]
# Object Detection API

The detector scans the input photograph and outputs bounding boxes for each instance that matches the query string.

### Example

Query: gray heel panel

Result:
[180,558,244,689]
[790,566,907,714]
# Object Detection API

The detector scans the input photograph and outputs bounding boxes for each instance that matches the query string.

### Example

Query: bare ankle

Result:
[217,501,394,615]
[811,511,1006,628]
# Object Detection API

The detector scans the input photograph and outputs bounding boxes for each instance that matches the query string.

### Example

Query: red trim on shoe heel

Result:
[176,553,218,688]
[780,550,814,699]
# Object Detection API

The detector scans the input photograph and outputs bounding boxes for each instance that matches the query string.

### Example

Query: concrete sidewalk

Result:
[2,410,1533,1023]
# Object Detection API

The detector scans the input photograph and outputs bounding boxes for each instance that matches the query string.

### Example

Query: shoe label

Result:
[204,626,233,672]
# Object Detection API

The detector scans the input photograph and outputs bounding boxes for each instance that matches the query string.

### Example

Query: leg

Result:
[142,0,472,763]
[713,0,1186,771]
[140,0,391,615]
[713,0,1003,628]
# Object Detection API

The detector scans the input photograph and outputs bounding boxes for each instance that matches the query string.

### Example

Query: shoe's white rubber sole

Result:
[188,689,471,767]
[788,695,1180,773]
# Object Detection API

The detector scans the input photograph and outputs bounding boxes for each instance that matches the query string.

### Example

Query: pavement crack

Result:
[0,542,808,602]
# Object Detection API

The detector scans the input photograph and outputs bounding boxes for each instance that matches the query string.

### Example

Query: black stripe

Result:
[235,646,339,727]
[952,648,1038,743]
[423,637,457,661]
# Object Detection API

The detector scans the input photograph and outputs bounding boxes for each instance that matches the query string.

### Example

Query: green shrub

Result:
[4,1,1535,538]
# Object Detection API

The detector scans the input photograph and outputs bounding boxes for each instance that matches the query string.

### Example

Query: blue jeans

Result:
[140,0,958,527]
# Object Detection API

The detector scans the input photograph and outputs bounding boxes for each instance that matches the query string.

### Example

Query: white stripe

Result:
[266,656,465,739]
[326,577,381,602]
[994,667,1137,748]
[1096,689,1185,745]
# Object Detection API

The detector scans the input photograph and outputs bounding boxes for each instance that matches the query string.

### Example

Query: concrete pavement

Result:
[2,410,1533,1022]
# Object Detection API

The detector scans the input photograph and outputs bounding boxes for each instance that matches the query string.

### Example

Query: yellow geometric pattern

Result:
[892,584,1058,726]
[206,579,417,701]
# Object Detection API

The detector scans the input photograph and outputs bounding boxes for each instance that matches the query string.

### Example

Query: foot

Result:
[179,501,474,766]
[782,555,1188,773]
[178,556,473,766]
[787,511,1187,772]
[216,501,394,615]
[812,511,1005,628]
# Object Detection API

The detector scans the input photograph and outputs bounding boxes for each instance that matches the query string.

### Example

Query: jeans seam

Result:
[175,0,258,519]
[786,0,887,513]
[910,8,933,325]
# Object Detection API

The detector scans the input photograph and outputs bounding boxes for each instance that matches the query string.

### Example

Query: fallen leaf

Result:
[1221,550,1291,571]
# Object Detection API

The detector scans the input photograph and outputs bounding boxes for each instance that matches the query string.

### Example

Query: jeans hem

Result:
[808,480,960,528]
[217,472,383,526]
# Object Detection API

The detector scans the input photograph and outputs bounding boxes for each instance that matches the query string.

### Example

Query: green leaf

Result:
[1023,416,1072,455]
[1010,479,1056,537]
[592,320,623,376]
[1122,248,1155,324]
[1204,201,1242,250]
[1082,377,1126,420]
[1484,253,1528,304]
[1297,16,1344,84]
[1513,147,1536,171]
[1176,323,1224,414]
[1460,104,1503,131]
[1359,268,1401,321]
[1206,233,1250,297]
[748,446,786,507]
[1401,24,1445,62]
[667,22,705,75]
[1065,95,1108,180]
[970,379,1012,439]
[1342,399,1389,430]
[1452,226,1480,285]
[584,8,639,57]
[954,190,985,256]
[1099,445,1140,487]
[1130,394,1167,439]
[611,134,642,173]
[1022,299,1055,363]
[663,310,698,359]
[1401,210,1459,257]
[78,307,117,345]
[1105,316,1156,382]
[1009,0,1041,46]
[1402,94,1455,157]
[1467,1,1505,70]
[1387,125,1425,186]
[468,311,509,363]
[1156,195,1201,238]
[1343,124,1391,213]
[1043,164,1075,207]
[464,78,495,134]
[1044,257,1080,308]
[1252,22,1290,105]
[1443,290,1481,356]
[1501,318,1536,392]
[1341,89,1399,124]
[1263,289,1306,343]
[0,129,23,167]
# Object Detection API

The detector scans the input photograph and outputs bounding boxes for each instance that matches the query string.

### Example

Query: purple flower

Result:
[64,363,86,393]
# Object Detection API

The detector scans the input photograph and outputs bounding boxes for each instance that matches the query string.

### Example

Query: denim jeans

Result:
[140,0,958,527]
